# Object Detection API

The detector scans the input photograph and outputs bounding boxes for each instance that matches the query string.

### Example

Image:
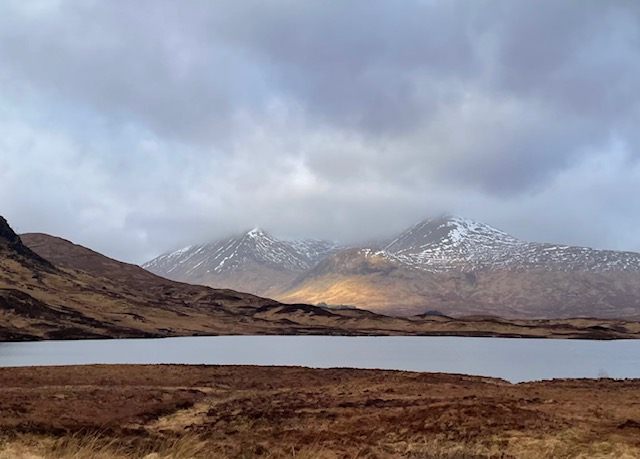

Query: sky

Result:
[1,0,640,263]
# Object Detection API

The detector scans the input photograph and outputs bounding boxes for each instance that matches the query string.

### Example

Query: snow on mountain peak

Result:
[246,227,267,238]
[377,215,640,273]
[143,228,337,278]
[143,215,640,282]
[384,215,520,255]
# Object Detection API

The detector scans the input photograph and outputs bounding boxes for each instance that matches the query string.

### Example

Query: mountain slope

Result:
[146,215,640,319]
[0,216,424,340]
[0,217,54,271]
[143,228,336,297]
[2,216,639,340]
[3,217,361,340]
[280,216,640,318]
[280,255,640,318]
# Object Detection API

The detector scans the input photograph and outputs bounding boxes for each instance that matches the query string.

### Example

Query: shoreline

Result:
[3,313,640,343]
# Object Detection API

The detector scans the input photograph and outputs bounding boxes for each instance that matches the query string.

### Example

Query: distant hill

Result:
[145,216,640,319]
[1,216,384,340]
[2,215,635,340]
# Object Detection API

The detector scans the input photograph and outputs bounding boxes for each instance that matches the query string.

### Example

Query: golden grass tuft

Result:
[0,434,209,459]
[2,430,640,458]
[3,438,640,459]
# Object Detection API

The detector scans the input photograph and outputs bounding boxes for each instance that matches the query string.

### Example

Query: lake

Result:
[1,336,639,383]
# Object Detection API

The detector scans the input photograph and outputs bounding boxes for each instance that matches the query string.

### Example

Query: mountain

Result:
[143,228,337,297]
[381,216,640,272]
[1,216,384,340]
[2,215,307,340]
[2,215,638,340]
[147,216,640,319]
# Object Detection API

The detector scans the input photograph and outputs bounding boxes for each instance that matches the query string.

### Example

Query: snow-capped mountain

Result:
[143,228,337,296]
[144,216,640,319]
[375,216,640,272]
[381,216,525,270]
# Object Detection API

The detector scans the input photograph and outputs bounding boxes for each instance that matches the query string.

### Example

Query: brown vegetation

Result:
[1,365,640,458]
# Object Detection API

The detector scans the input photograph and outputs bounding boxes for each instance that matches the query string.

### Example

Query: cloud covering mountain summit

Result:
[1,1,640,262]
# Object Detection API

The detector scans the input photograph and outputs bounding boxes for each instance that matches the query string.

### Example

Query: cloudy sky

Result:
[1,0,640,263]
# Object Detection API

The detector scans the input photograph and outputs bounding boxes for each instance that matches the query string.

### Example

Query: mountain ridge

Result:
[8,221,426,340]
[2,214,639,340]
[0,216,55,271]
[352,215,640,273]
[143,228,338,297]
[144,215,640,318]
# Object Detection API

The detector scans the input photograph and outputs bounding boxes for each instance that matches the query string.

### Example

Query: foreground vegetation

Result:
[3,431,640,458]
[1,365,640,458]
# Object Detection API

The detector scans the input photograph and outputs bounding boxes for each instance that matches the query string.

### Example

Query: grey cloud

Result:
[211,1,478,134]
[0,1,267,143]
[1,0,639,263]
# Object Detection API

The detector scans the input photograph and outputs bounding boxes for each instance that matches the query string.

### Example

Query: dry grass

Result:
[0,434,209,459]
[0,436,497,459]
[501,429,640,459]
[3,433,639,459]
[2,365,640,458]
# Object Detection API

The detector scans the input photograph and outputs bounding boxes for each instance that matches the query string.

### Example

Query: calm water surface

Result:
[1,336,639,383]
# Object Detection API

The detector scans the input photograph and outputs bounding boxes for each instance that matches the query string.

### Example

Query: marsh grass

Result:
[0,433,208,459]
[2,431,639,459]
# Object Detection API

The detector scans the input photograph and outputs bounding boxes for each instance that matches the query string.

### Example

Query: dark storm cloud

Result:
[1,0,639,262]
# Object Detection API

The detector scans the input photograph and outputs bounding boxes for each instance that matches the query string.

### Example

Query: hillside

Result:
[2,216,373,340]
[2,216,637,340]
[146,216,640,319]
[1,217,291,340]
